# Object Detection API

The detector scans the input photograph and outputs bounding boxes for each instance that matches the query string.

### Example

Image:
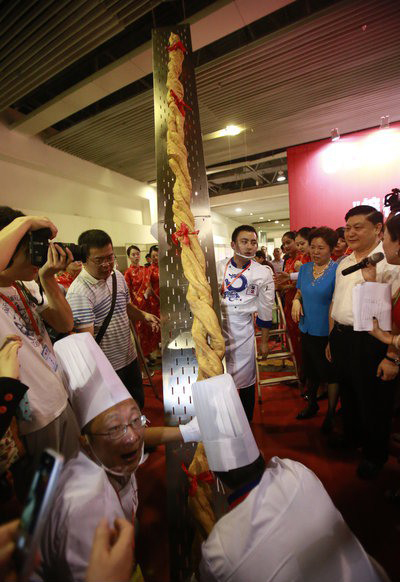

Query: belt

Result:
[333,322,354,332]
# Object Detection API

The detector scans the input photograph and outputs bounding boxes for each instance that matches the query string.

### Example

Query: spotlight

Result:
[235,208,242,212]
[249,212,253,216]
[380,115,390,129]
[259,216,264,220]
[330,128,340,142]
[277,171,286,182]
[274,220,279,224]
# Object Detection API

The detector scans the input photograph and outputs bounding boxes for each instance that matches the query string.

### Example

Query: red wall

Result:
[287,122,400,230]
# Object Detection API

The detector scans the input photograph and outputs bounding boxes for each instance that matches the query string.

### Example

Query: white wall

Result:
[0,121,157,246]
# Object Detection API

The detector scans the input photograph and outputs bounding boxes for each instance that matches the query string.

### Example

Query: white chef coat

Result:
[37,451,138,582]
[331,242,400,326]
[200,457,384,582]
[217,257,274,389]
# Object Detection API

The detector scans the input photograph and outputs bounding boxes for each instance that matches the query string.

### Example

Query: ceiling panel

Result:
[45,0,400,183]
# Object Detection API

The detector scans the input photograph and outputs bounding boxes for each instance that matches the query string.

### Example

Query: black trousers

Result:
[239,384,255,422]
[116,358,144,409]
[330,325,396,465]
[301,332,336,405]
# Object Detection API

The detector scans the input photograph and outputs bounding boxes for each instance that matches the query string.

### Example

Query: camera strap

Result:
[0,286,42,339]
[96,271,117,345]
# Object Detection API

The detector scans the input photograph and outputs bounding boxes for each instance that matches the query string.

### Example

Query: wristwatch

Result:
[384,355,400,366]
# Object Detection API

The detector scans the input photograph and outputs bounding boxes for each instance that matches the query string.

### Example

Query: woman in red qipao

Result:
[124,245,158,358]
[144,245,161,357]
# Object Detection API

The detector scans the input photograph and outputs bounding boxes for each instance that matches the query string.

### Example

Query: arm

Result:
[66,285,95,335]
[0,336,29,439]
[325,302,334,363]
[127,303,159,331]
[291,290,303,323]
[256,273,275,357]
[39,244,74,333]
[144,417,201,447]
[0,216,57,272]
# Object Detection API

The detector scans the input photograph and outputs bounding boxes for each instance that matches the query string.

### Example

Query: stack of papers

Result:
[352,282,392,332]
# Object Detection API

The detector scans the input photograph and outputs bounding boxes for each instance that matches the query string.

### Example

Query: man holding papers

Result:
[327,205,400,479]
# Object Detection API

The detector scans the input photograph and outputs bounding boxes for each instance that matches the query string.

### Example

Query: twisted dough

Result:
[166,32,225,380]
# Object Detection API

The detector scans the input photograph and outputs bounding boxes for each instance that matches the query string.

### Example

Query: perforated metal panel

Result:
[152,25,223,581]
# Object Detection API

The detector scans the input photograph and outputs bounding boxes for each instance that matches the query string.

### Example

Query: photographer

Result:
[0,207,79,490]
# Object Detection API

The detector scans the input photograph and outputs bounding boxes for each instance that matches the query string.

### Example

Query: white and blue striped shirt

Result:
[66,268,136,371]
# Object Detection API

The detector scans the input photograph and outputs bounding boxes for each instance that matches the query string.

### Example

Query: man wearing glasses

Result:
[66,230,159,409]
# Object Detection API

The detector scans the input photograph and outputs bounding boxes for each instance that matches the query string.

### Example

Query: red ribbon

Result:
[171,223,199,246]
[167,40,187,54]
[181,462,214,496]
[170,89,192,117]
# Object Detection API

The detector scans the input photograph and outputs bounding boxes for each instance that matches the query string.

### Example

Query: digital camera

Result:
[29,228,87,267]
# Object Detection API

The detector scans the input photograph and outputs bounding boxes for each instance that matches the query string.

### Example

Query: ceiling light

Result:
[380,115,390,129]
[259,217,264,220]
[281,223,284,226]
[277,170,286,182]
[249,212,253,216]
[267,219,271,222]
[224,125,242,136]
[330,127,340,142]
[274,220,279,224]
[235,207,242,212]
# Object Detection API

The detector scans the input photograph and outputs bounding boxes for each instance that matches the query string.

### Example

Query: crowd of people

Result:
[0,201,398,581]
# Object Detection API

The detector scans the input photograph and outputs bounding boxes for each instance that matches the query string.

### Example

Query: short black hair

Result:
[145,253,151,260]
[231,225,257,243]
[335,227,345,240]
[78,230,113,256]
[0,206,28,266]
[385,214,400,242]
[214,453,265,490]
[255,250,266,259]
[296,227,313,240]
[282,231,296,240]
[149,245,158,254]
[309,226,338,251]
[126,245,140,257]
[344,205,383,226]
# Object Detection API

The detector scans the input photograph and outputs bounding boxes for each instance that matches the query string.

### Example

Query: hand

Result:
[291,298,303,323]
[86,518,134,582]
[27,216,58,239]
[0,519,19,582]
[144,312,160,332]
[0,336,22,379]
[39,243,73,280]
[369,317,393,345]
[325,342,332,363]
[377,358,399,381]
[274,272,290,287]
[361,264,377,282]
[294,260,302,272]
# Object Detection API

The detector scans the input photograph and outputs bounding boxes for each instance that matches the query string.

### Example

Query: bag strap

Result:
[96,271,117,345]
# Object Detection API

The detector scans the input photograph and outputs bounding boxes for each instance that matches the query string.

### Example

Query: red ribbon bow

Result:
[167,40,188,54]
[171,223,199,246]
[181,462,214,496]
[170,89,192,117]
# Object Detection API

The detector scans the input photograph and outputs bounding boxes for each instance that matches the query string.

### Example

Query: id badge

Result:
[41,344,59,373]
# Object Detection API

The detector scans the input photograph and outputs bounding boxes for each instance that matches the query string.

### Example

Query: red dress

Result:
[146,264,160,319]
[124,266,160,356]
[282,252,305,380]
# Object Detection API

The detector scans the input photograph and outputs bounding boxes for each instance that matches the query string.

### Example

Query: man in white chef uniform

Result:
[37,333,200,582]
[193,374,389,582]
[217,225,274,420]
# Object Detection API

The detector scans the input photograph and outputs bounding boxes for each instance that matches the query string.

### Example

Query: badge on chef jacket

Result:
[246,283,258,296]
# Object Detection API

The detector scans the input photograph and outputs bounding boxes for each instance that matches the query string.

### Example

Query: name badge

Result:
[41,344,59,373]
[246,284,259,296]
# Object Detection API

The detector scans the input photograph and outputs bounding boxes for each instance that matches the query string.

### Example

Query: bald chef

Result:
[192,374,389,582]
[217,225,274,420]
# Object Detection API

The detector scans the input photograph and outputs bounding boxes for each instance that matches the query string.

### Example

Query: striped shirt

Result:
[66,268,136,371]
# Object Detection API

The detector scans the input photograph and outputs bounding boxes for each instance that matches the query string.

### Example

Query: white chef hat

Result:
[191,373,259,472]
[54,333,132,430]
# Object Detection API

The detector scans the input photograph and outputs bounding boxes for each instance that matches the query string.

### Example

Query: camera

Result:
[383,188,400,212]
[29,228,87,267]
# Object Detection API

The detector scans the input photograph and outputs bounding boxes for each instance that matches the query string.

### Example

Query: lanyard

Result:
[0,285,42,339]
[221,258,252,295]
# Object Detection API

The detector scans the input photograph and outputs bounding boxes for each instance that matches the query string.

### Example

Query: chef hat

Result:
[54,333,132,430]
[191,373,259,472]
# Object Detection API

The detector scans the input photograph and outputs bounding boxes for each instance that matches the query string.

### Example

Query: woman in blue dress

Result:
[292,227,339,429]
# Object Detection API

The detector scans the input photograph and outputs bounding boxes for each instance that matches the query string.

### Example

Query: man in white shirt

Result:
[271,247,284,272]
[0,207,79,485]
[216,225,275,421]
[191,374,386,582]
[67,229,159,409]
[327,205,400,479]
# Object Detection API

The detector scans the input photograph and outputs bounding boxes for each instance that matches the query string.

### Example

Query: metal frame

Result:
[152,24,223,581]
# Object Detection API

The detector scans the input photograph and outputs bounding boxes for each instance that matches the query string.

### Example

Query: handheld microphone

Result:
[342,252,384,276]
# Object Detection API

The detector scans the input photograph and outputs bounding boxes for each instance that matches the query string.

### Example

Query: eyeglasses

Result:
[89,414,148,440]
[88,253,115,266]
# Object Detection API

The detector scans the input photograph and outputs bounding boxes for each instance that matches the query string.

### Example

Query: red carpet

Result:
[137,368,400,582]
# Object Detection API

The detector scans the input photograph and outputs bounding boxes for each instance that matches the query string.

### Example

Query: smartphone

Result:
[14,449,64,582]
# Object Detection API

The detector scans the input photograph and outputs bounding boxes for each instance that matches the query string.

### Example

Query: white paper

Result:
[352,282,392,331]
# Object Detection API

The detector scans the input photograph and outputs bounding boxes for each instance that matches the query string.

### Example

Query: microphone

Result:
[342,252,384,276]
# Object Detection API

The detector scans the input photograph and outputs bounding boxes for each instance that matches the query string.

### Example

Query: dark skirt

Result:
[301,331,337,384]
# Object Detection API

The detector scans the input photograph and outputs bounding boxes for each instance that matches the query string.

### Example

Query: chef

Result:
[37,333,199,582]
[217,225,274,420]
[192,374,388,582]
